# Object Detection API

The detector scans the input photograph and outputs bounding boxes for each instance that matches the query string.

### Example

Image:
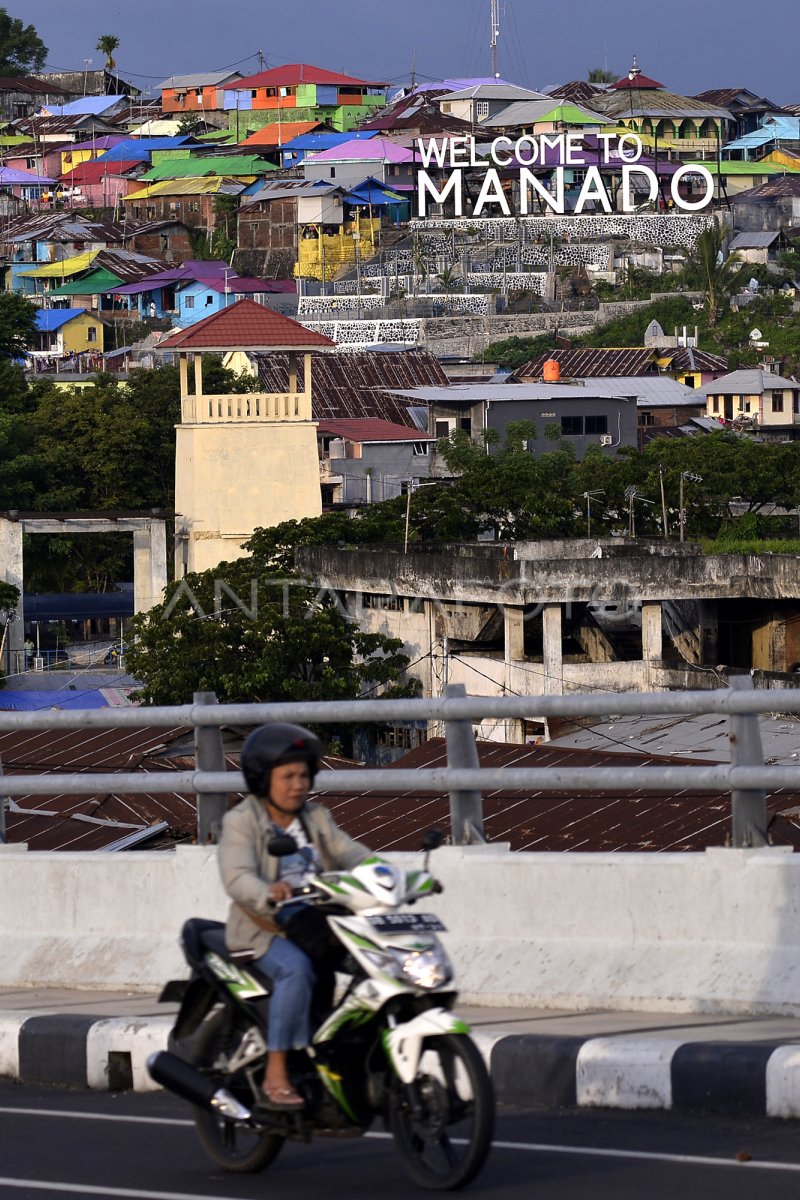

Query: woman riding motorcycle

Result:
[217,723,369,1112]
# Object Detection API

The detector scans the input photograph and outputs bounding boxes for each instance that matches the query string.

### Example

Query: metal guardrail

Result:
[0,678,791,848]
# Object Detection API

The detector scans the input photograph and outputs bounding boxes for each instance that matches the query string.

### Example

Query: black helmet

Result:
[241,723,322,797]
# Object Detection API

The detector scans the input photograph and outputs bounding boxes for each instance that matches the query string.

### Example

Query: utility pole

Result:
[490,0,500,79]
[583,490,604,537]
[679,471,703,542]
[659,465,669,540]
[257,49,266,73]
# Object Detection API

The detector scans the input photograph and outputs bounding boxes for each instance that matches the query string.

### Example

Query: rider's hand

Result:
[268,881,294,904]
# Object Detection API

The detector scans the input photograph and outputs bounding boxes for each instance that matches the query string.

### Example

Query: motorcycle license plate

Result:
[366,913,446,933]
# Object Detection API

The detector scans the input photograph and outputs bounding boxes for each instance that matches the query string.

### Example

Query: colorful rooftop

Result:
[158,298,334,352]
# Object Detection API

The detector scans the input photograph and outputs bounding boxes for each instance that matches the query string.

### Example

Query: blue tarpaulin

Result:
[0,690,112,711]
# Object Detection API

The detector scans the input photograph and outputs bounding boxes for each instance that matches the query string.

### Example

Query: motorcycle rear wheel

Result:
[387,1033,494,1191]
[192,1008,285,1174]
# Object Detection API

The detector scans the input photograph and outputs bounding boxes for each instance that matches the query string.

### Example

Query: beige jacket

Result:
[217,795,370,958]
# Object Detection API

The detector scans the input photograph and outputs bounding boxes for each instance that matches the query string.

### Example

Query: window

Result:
[476,100,490,119]
[434,418,454,439]
[584,415,608,435]
[87,326,97,343]
[184,296,195,309]
[251,89,258,98]
[205,293,214,306]
[460,417,472,434]
[362,592,404,612]
[735,395,744,411]
[413,442,430,456]
[638,412,655,427]
[561,416,584,436]
[330,168,336,178]
[712,397,720,413]
[376,725,427,749]
[772,393,784,413]
[682,375,696,388]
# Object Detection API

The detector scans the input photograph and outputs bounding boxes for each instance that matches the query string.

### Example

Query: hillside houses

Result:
[1,49,798,394]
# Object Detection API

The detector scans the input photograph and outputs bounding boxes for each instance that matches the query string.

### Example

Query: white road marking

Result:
[1,1107,799,1177]
[0,1182,247,1199]
[0,1106,191,1126]
[491,1138,800,1173]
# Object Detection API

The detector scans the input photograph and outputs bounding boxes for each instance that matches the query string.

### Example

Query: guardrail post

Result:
[193,692,228,845]
[728,675,768,848]
[444,683,486,845]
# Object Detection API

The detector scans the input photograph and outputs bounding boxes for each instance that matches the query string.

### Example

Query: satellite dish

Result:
[749,327,762,341]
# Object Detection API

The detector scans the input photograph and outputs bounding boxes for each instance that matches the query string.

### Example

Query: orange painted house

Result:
[160,70,244,114]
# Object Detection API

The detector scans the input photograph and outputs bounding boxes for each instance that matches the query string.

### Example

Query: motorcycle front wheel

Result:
[192,1008,285,1174]
[387,1033,494,1191]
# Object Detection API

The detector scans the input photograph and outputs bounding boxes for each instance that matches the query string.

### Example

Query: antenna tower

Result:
[490,0,500,79]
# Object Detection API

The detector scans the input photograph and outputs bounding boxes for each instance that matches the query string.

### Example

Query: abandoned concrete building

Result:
[297,539,800,743]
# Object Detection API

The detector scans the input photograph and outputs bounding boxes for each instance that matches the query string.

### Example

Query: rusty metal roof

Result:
[0,727,362,852]
[666,347,729,373]
[516,348,659,380]
[320,739,800,853]
[0,726,196,852]
[256,349,445,423]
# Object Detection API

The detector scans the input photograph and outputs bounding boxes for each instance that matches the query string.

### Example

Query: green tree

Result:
[95,34,119,69]
[0,8,46,75]
[682,222,746,327]
[587,67,617,84]
[126,550,421,706]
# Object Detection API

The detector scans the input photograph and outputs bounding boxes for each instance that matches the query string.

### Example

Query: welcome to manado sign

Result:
[415,134,714,218]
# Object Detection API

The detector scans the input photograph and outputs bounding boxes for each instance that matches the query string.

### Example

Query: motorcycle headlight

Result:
[399,947,452,990]
[363,946,452,989]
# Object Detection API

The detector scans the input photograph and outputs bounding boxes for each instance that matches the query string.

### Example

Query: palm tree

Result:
[683,222,745,327]
[96,34,119,70]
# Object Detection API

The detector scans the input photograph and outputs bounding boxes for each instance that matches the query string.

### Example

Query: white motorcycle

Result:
[149,829,495,1191]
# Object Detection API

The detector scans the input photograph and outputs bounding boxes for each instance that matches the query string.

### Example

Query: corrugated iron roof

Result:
[316,418,433,442]
[734,176,800,199]
[320,738,800,853]
[225,63,386,90]
[729,231,780,249]
[159,71,243,90]
[516,348,659,380]
[241,121,323,147]
[665,347,728,373]
[255,349,446,423]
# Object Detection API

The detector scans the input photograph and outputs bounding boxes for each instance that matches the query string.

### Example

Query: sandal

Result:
[258,1082,305,1111]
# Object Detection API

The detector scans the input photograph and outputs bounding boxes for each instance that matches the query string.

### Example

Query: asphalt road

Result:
[3,1080,800,1199]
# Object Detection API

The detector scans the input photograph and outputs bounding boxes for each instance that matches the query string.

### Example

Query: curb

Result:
[2,1015,800,1119]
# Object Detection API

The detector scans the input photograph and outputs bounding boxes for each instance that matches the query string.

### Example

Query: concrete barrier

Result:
[3,844,800,1015]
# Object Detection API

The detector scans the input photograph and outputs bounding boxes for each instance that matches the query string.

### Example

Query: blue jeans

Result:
[254,934,315,1052]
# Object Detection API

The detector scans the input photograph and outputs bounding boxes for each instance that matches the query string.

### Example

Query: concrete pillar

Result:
[642,601,663,686]
[193,353,203,399]
[542,603,563,695]
[303,352,312,400]
[178,354,189,399]
[133,520,168,613]
[504,606,525,662]
[0,518,24,670]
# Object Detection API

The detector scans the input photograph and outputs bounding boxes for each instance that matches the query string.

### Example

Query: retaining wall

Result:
[2,844,800,1014]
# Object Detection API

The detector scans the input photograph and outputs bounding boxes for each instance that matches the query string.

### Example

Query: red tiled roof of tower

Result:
[158,298,334,351]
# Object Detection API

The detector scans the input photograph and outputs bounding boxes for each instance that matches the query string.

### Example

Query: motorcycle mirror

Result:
[267,834,299,857]
[421,828,445,853]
